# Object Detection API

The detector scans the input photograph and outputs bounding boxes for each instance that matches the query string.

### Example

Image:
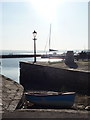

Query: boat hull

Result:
[25,92,75,108]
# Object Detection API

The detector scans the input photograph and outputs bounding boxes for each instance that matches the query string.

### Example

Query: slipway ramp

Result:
[0,74,24,112]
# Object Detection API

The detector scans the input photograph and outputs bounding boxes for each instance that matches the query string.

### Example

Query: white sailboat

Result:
[41,25,58,58]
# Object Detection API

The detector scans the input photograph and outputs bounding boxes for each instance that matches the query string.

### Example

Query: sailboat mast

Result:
[49,24,51,51]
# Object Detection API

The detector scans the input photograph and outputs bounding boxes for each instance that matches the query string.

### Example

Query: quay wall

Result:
[0,74,24,112]
[20,62,89,95]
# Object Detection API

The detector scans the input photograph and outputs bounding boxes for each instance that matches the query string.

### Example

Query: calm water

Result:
[1,58,34,83]
[0,50,63,83]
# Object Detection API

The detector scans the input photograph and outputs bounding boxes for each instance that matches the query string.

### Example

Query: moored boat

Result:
[41,24,59,59]
[25,91,76,108]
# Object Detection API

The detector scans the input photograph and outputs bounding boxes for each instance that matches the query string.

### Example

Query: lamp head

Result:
[33,30,37,38]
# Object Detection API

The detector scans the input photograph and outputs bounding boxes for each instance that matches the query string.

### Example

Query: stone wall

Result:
[20,62,89,95]
[0,74,24,112]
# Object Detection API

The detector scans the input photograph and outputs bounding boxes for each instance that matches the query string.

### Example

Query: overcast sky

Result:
[0,0,89,51]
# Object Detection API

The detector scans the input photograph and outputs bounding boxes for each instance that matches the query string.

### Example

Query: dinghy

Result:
[25,91,76,108]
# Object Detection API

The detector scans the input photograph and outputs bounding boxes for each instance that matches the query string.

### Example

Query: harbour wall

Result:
[20,62,89,95]
[0,74,24,112]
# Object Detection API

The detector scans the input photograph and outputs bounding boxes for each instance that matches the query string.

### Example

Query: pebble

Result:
[85,106,90,111]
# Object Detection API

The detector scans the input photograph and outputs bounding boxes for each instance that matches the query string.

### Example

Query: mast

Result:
[49,24,51,52]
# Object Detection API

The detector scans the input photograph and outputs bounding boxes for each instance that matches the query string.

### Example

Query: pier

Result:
[0,54,41,58]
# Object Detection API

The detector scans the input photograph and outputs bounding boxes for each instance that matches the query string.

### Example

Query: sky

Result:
[0,0,89,51]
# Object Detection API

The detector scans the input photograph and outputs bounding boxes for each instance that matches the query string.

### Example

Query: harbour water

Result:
[1,57,34,83]
[0,50,63,83]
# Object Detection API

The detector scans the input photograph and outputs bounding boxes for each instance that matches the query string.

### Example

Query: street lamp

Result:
[33,30,37,63]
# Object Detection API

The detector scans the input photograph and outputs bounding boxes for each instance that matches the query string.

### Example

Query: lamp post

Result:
[33,30,37,63]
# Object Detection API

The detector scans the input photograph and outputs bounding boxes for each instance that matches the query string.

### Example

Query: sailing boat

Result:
[41,25,58,58]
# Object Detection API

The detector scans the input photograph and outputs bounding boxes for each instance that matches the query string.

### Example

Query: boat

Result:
[25,91,76,108]
[41,25,60,58]
[41,52,60,58]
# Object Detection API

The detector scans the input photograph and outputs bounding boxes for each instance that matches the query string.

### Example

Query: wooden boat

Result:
[25,91,76,108]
